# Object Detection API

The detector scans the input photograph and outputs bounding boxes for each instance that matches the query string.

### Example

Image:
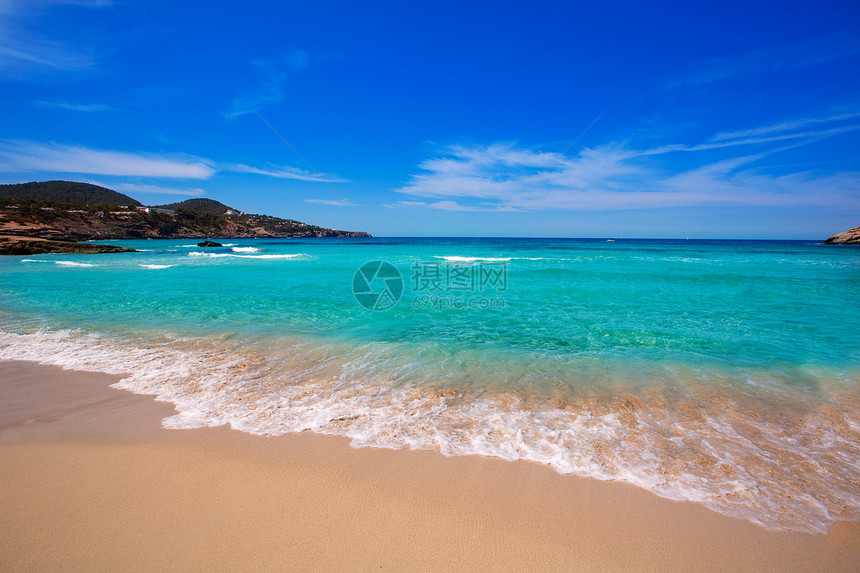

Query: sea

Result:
[1,237,858,533]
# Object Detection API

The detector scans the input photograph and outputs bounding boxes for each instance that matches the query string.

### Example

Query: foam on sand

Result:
[1,325,857,534]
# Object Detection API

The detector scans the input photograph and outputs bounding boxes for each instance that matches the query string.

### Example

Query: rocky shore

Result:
[0,236,137,255]
[824,226,860,245]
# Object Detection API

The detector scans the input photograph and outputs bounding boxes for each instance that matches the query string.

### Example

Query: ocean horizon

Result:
[1,236,858,534]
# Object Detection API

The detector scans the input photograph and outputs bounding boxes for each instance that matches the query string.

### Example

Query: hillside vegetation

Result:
[0,181,370,239]
[0,181,141,207]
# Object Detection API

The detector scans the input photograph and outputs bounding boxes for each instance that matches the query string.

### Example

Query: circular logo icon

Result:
[352,261,403,311]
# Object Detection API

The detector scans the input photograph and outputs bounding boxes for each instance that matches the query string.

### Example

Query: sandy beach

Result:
[1,359,858,572]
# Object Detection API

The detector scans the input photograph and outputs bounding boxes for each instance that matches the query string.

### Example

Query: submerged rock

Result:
[824,226,860,245]
[197,240,223,247]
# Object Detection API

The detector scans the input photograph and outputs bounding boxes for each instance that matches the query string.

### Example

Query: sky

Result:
[1,0,859,238]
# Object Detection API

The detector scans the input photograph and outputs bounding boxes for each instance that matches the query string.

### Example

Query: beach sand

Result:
[1,360,858,572]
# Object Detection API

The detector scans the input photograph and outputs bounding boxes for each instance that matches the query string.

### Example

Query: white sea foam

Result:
[20,258,94,267]
[436,256,512,262]
[140,264,174,269]
[187,252,303,260]
[55,261,95,267]
[1,326,857,534]
[232,246,261,253]
[187,252,230,258]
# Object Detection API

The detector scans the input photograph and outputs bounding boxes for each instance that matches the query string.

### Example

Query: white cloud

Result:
[230,163,347,183]
[0,141,216,178]
[0,140,348,186]
[396,118,860,212]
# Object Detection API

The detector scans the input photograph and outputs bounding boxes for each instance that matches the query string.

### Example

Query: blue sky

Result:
[1,0,859,238]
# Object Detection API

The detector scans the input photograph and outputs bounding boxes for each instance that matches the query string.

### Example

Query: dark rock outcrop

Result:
[0,236,137,255]
[197,240,223,247]
[824,226,860,245]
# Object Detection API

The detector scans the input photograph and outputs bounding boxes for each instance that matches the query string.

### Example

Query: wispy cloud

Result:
[223,49,339,119]
[395,114,860,212]
[223,85,284,120]
[305,198,359,206]
[0,140,349,185]
[663,35,860,91]
[711,110,860,142]
[0,42,95,73]
[385,200,517,212]
[0,0,110,77]
[110,183,205,196]
[34,100,113,112]
[640,124,860,155]
[0,141,216,178]
[230,163,347,183]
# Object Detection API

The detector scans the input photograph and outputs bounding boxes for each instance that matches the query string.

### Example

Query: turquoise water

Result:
[1,237,859,532]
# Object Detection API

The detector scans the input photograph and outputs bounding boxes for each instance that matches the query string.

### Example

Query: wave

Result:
[433,256,571,262]
[187,252,303,259]
[0,325,857,534]
[435,256,513,262]
[139,264,174,269]
[55,261,96,267]
[232,246,261,253]
[19,259,95,267]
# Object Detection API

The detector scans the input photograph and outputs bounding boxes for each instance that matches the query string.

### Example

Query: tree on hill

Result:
[0,181,142,206]
[157,198,234,214]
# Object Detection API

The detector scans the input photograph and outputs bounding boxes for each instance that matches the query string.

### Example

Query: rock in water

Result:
[197,240,223,247]
[824,226,860,245]
[0,236,137,255]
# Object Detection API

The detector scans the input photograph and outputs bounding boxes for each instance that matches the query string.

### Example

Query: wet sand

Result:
[1,359,858,571]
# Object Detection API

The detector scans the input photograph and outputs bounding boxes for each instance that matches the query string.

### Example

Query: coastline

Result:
[1,359,858,571]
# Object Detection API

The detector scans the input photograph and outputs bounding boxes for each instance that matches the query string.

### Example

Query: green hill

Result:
[157,198,233,214]
[0,181,141,207]
[0,180,371,239]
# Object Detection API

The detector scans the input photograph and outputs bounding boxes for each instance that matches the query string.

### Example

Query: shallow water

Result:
[1,237,858,532]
